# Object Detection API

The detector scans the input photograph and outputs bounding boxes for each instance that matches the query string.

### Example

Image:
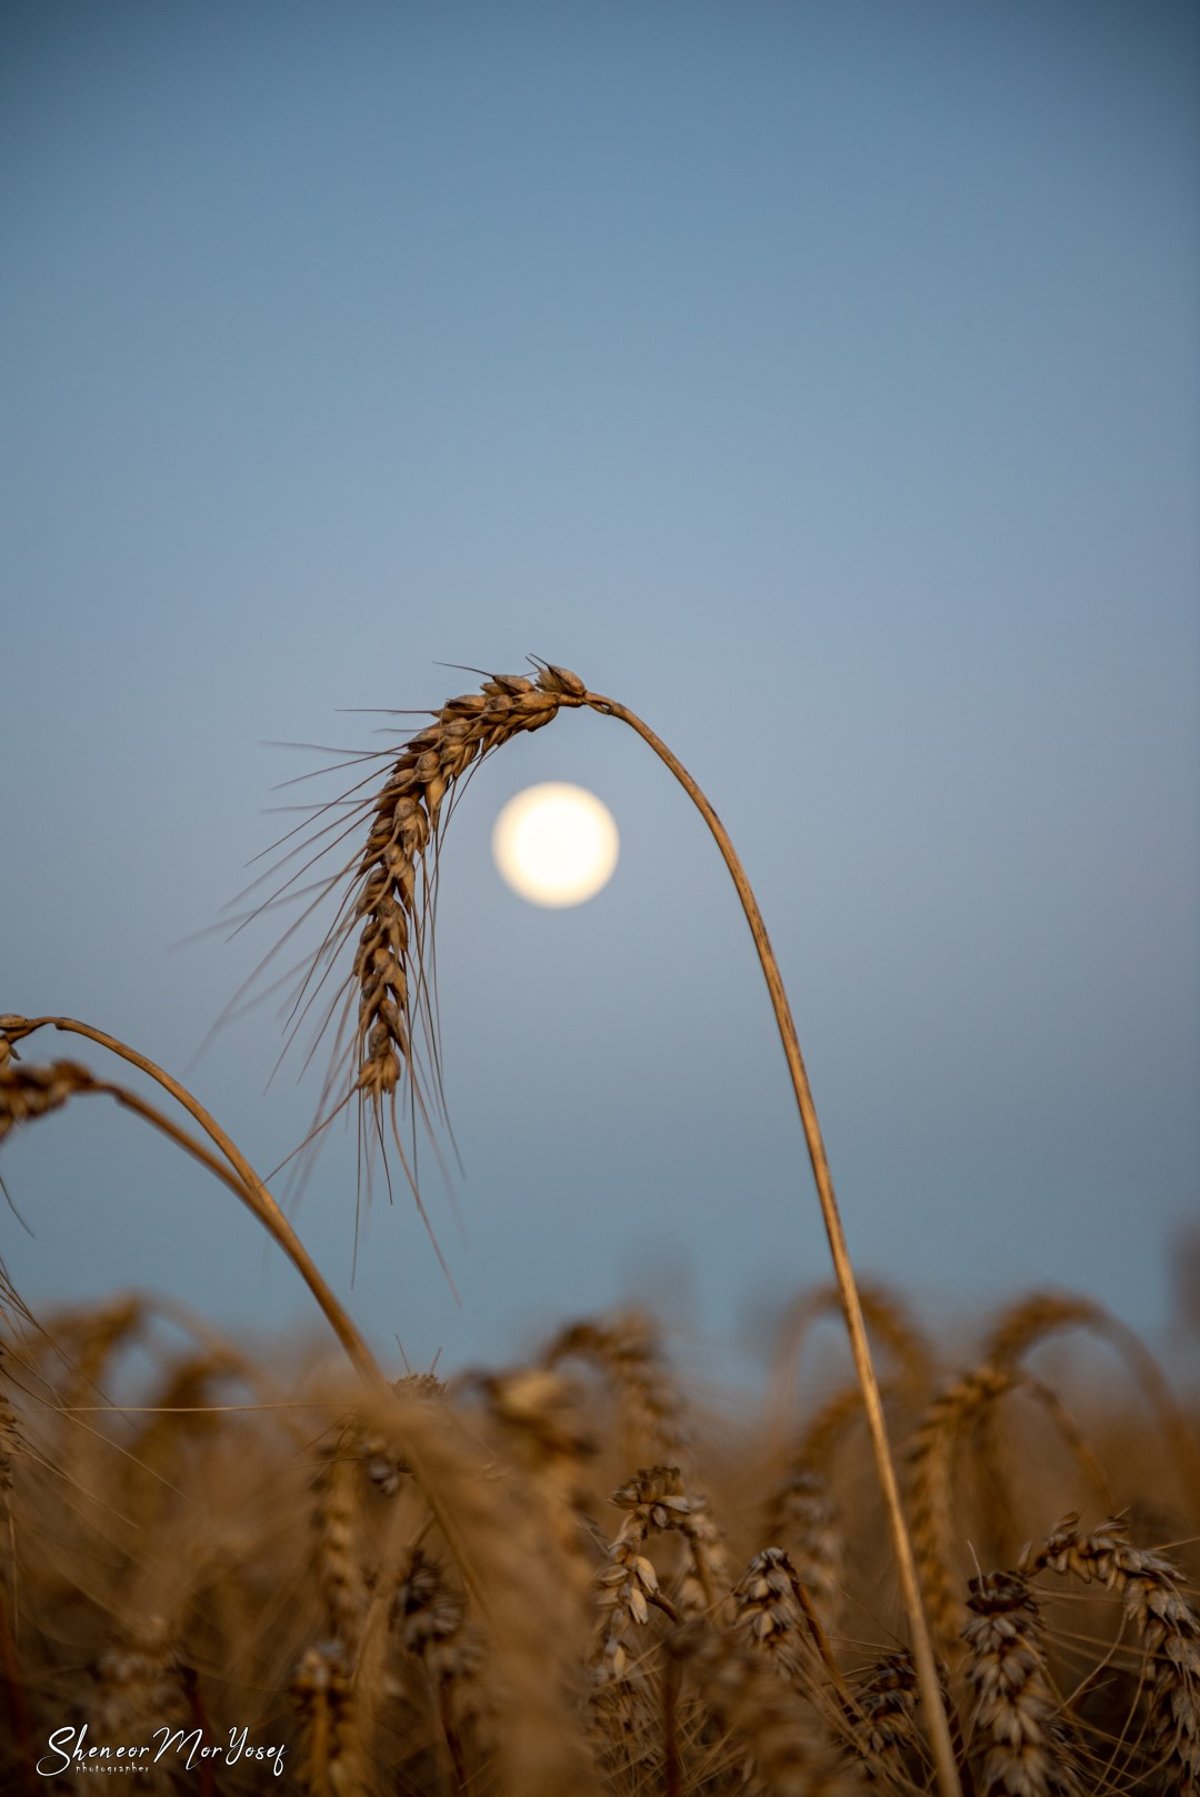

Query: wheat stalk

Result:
[0,1017,382,1386]
[984,1289,1200,1512]
[267,660,960,1796]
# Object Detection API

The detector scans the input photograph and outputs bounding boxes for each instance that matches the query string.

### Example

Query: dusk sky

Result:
[3,1,1197,1389]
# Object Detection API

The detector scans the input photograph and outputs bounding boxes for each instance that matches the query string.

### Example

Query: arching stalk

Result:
[583,691,961,1797]
[0,1014,383,1389]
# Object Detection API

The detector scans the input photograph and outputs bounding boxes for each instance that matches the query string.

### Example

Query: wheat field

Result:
[2,664,1196,1794]
[1,1274,1197,1794]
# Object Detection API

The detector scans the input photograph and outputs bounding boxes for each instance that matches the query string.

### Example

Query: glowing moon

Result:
[492,783,619,907]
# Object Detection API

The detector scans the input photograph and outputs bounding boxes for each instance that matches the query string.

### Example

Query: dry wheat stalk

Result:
[796,1379,892,1472]
[1024,1513,1200,1793]
[769,1283,934,1448]
[961,1570,1081,1797]
[984,1290,1200,1512]
[0,1392,17,1504]
[0,1017,382,1386]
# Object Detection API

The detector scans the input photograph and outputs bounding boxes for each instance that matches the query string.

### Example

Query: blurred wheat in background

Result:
[1,1271,1198,1793]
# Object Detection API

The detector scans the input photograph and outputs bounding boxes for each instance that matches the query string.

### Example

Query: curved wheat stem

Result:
[984,1288,1200,1512]
[0,1019,382,1387]
[268,660,959,1796]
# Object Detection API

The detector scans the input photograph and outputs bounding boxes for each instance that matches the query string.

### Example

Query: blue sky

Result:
[3,0,1197,1387]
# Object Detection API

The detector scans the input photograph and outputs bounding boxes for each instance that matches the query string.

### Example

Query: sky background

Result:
[3,0,1198,1393]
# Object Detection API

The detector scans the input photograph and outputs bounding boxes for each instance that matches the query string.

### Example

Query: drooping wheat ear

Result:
[796,1378,894,1471]
[961,1570,1082,1797]
[1024,1513,1200,1793]
[292,1640,368,1797]
[731,1545,849,1710]
[543,1305,730,1626]
[592,1465,691,1687]
[126,1348,244,1500]
[286,662,960,1795]
[348,666,587,1133]
[984,1288,1200,1513]
[668,1621,862,1796]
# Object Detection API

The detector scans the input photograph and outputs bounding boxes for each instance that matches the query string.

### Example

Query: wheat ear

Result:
[1025,1513,1200,1793]
[320,663,959,1796]
[961,1569,1082,1797]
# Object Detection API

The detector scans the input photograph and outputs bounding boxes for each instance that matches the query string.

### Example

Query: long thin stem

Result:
[585,692,962,1797]
[1,1015,383,1389]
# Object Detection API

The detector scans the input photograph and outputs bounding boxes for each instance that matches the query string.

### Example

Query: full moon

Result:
[492,783,619,907]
